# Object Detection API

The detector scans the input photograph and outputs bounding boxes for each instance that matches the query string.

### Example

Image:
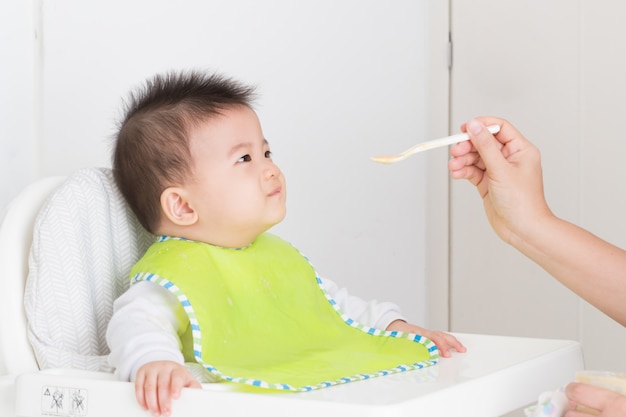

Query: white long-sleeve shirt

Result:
[106,277,406,382]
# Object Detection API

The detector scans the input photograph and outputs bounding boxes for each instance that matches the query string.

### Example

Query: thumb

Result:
[465,119,508,173]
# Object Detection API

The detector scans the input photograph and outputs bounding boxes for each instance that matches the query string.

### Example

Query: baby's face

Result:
[185,105,287,247]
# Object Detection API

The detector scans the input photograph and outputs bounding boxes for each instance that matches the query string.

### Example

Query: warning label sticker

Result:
[41,385,88,416]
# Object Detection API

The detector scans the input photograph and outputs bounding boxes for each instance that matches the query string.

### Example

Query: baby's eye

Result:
[265,150,272,158]
[237,154,252,163]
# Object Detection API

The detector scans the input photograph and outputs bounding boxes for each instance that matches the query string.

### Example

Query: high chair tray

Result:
[6,333,582,417]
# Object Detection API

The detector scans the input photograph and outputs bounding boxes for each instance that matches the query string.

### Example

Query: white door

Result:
[450,0,626,372]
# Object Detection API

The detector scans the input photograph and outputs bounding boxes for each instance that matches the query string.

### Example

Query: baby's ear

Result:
[160,187,198,226]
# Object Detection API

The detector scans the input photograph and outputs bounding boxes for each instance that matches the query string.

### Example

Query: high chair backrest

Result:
[0,175,65,375]
[0,168,154,375]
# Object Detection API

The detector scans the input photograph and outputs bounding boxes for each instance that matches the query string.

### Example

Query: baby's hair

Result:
[113,70,256,234]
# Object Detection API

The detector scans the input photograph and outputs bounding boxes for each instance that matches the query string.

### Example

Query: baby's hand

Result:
[386,320,467,358]
[135,360,202,417]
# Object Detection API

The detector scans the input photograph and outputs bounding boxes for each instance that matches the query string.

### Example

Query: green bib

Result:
[130,233,437,391]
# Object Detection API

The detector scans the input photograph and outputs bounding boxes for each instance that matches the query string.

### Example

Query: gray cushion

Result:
[24,167,154,371]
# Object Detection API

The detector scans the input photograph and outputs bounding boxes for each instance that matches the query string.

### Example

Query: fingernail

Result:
[467,120,483,135]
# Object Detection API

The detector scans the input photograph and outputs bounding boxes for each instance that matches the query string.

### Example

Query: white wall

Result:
[1,1,446,325]
[0,0,39,215]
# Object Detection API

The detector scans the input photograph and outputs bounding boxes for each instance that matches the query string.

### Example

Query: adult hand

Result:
[448,117,553,247]
[450,117,626,326]
[566,382,626,416]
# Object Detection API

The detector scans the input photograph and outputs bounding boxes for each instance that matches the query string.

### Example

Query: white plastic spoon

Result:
[370,124,501,164]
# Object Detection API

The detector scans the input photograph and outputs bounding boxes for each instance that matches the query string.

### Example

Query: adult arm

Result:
[449,117,626,326]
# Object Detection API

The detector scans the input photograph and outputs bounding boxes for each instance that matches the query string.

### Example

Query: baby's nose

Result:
[263,161,281,179]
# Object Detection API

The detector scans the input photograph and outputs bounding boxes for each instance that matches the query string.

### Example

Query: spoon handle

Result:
[406,124,501,155]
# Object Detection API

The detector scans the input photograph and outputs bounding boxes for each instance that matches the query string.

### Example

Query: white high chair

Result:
[0,168,584,417]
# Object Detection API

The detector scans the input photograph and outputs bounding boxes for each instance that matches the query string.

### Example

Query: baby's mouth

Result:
[268,186,282,197]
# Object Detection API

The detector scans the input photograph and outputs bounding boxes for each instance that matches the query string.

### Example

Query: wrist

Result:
[508,211,566,265]
[385,319,407,331]
[505,205,556,249]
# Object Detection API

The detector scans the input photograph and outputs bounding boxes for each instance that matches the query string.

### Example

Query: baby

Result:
[106,70,465,417]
